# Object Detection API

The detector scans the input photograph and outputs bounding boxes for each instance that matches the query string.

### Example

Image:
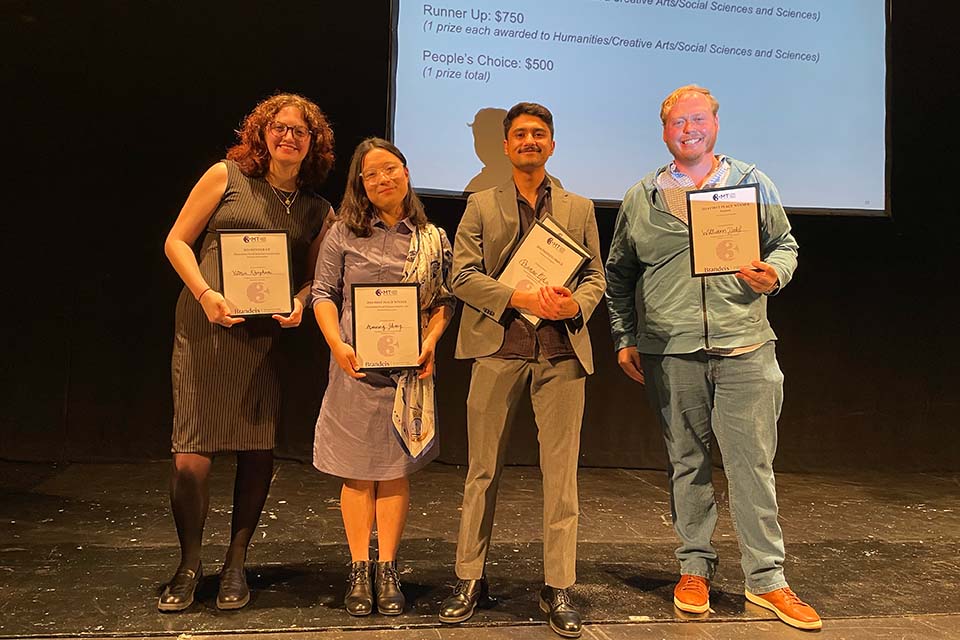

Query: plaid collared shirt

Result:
[656,155,730,222]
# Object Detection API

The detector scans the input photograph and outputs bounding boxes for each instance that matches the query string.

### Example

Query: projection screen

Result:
[389,0,889,216]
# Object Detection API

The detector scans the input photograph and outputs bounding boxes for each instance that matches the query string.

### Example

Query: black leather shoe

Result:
[539,585,582,638]
[375,560,405,615]
[344,561,373,616]
[439,577,488,623]
[158,563,202,612]
[216,566,250,610]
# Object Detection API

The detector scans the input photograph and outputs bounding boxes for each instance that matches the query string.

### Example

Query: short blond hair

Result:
[659,85,719,125]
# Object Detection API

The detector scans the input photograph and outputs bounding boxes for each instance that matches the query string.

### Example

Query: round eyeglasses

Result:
[268,122,312,140]
[361,164,404,183]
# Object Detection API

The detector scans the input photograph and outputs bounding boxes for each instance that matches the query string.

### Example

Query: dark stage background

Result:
[1,2,956,471]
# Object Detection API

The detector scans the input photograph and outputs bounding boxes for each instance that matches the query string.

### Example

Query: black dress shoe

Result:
[344,561,373,616]
[158,563,202,612]
[375,560,405,615]
[439,577,488,623]
[217,566,250,610]
[539,585,582,638]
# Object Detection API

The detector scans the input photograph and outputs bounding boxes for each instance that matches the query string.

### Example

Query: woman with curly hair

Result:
[311,138,455,617]
[159,93,335,612]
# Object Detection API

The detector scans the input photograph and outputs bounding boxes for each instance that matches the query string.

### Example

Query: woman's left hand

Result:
[416,339,437,380]
[272,298,304,328]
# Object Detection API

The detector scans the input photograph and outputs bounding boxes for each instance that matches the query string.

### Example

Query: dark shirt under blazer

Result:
[451,177,606,374]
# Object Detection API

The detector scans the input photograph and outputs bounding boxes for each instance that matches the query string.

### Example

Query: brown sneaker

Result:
[673,575,710,614]
[745,587,822,630]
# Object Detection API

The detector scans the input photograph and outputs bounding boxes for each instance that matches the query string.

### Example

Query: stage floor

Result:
[1,460,958,640]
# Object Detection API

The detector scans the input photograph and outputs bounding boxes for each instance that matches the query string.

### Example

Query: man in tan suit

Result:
[439,103,605,639]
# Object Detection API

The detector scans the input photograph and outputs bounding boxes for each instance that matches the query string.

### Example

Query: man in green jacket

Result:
[605,84,820,631]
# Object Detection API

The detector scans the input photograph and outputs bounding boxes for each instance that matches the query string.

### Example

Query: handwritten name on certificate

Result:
[351,283,421,371]
[497,219,588,326]
[218,230,293,316]
[686,184,761,277]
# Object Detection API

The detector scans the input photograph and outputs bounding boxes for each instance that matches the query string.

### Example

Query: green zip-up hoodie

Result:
[605,157,798,355]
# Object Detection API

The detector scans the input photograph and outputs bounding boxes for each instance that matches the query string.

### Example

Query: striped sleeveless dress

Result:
[170,160,329,453]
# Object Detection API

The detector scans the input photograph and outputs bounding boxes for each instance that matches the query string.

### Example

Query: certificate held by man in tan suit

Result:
[439,102,605,639]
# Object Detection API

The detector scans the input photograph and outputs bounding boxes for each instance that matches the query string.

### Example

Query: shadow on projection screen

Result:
[388,0,889,217]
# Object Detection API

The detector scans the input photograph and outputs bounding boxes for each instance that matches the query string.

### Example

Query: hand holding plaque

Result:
[351,283,422,371]
[686,184,761,277]
[497,217,590,327]
[218,230,293,316]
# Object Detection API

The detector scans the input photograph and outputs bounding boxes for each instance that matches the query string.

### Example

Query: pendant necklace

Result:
[270,184,299,215]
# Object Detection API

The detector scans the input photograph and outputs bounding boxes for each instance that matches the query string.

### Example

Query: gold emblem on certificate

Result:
[351,283,422,371]
[497,216,591,327]
[217,230,293,316]
[686,184,762,276]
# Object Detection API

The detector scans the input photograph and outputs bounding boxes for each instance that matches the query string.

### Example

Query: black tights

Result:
[169,450,274,572]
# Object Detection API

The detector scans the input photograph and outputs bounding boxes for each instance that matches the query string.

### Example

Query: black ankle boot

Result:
[375,560,405,615]
[344,561,373,616]
[539,585,582,638]
[439,577,488,623]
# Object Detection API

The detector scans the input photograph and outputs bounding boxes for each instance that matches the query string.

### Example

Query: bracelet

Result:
[196,287,212,301]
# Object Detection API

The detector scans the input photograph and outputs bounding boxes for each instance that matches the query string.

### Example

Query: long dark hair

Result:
[226,93,335,191]
[339,138,428,238]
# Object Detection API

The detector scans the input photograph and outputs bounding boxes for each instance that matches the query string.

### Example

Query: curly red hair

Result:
[226,93,335,191]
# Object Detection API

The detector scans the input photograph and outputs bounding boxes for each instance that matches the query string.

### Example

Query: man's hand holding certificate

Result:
[686,184,761,277]
[497,216,590,326]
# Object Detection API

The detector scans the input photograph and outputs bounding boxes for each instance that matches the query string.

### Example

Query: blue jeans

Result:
[643,343,788,594]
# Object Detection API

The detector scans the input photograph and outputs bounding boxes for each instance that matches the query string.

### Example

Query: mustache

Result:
[519,144,541,152]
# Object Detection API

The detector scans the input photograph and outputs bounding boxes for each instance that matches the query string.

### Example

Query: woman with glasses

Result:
[160,93,334,612]
[311,138,455,617]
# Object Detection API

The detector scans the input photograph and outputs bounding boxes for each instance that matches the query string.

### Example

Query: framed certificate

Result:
[540,213,591,260]
[686,184,762,277]
[496,218,590,327]
[351,283,422,371]
[217,230,293,317]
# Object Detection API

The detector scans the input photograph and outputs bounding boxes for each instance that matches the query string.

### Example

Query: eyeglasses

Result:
[360,164,404,183]
[267,122,312,140]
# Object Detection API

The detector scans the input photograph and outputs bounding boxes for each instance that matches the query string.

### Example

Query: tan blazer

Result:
[451,178,606,374]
